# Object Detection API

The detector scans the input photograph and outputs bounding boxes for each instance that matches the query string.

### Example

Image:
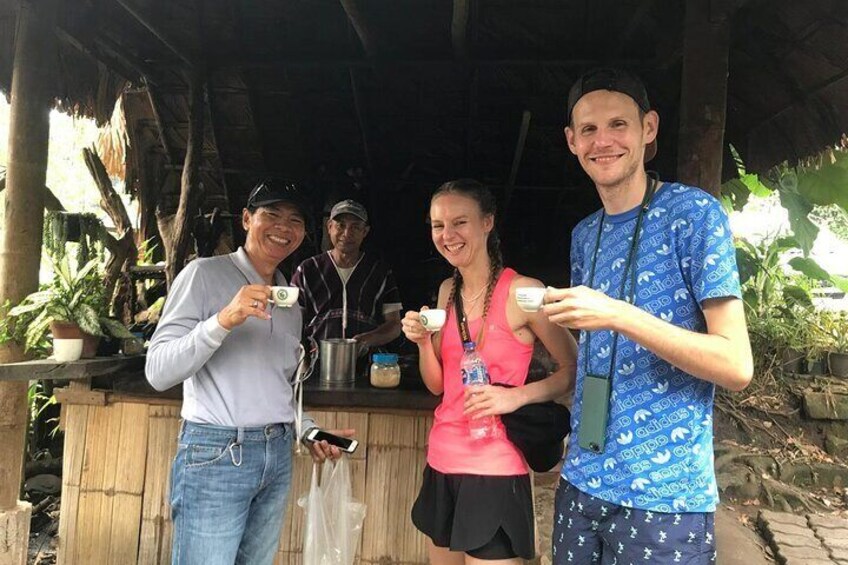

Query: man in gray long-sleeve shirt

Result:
[146,180,351,565]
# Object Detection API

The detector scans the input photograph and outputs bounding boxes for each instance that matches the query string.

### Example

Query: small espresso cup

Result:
[270,286,299,307]
[419,308,447,332]
[515,287,547,312]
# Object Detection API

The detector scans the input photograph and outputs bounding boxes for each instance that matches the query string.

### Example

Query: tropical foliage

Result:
[723,145,848,262]
[7,256,107,351]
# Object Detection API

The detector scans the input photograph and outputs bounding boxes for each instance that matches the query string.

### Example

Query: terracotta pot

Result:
[50,320,83,340]
[81,332,100,358]
[829,351,848,378]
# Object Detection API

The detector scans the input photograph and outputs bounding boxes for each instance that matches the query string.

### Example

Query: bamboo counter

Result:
[0,355,437,564]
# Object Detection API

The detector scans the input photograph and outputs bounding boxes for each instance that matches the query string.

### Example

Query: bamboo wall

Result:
[57,390,432,565]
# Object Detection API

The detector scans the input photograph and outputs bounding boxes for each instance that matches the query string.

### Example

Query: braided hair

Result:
[432,179,504,348]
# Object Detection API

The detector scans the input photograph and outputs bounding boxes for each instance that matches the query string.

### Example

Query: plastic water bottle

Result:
[461,341,496,439]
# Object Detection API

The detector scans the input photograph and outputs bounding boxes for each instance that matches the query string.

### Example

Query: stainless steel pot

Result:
[319,338,358,386]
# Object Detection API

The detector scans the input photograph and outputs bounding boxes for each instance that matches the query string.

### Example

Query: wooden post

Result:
[165,70,205,286]
[676,0,731,197]
[0,0,56,559]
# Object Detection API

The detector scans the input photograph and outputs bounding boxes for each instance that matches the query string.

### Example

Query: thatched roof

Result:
[2,1,846,196]
[1,0,847,285]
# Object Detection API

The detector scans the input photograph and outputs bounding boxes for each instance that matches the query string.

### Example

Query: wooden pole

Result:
[676,0,731,197]
[165,70,205,286]
[348,68,374,175]
[1,1,56,558]
[339,0,378,62]
[451,0,470,62]
[0,176,65,211]
[502,110,532,214]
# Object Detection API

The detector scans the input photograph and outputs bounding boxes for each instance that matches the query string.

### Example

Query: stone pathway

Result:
[758,509,848,565]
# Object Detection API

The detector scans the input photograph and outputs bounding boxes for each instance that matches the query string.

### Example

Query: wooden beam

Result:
[0,356,146,383]
[54,27,135,82]
[143,78,174,167]
[218,57,647,71]
[165,70,205,286]
[348,68,374,174]
[115,0,197,68]
[676,0,731,197]
[339,0,378,61]
[94,33,157,83]
[451,0,470,61]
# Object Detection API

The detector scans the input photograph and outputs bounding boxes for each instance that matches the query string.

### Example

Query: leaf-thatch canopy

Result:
[1,0,847,287]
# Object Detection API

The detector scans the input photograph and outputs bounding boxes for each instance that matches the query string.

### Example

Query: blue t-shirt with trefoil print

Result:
[563,182,741,513]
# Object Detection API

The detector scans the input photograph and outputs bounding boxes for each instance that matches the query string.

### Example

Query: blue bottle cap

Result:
[372,353,398,364]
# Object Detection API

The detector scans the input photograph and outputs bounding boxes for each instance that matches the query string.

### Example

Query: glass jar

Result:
[370,353,401,388]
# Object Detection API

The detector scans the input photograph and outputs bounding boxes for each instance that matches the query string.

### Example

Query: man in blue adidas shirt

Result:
[543,68,753,563]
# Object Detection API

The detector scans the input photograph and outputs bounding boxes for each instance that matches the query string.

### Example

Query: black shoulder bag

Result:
[455,279,571,472]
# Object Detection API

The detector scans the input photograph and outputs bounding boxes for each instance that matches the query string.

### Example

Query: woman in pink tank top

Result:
[401,179,577,563]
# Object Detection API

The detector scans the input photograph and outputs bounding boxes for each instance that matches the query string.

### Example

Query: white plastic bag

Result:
[298,457,366,565]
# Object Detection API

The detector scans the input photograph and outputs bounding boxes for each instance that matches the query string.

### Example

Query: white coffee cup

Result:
[419,309,446,332]
[53,338,83,363]
[270,286,299,307]
[515,287,547,312]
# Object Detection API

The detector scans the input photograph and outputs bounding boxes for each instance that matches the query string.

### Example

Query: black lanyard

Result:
[582,173,658,379]
[455,270,501,347]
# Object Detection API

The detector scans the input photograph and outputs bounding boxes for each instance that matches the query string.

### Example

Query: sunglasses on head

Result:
[247,179,301,209]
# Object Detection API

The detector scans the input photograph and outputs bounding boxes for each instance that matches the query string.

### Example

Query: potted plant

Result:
[42,211,106,267]
[824,311,848,378]
[804,316,830,376]
[6,257,121,359]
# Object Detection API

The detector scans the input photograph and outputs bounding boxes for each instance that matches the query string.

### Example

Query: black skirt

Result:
[411,465,535,560]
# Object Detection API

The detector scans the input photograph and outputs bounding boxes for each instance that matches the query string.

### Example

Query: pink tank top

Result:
[427,268,533,476]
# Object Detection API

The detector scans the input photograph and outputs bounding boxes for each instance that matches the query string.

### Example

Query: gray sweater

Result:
[146,248,315,430]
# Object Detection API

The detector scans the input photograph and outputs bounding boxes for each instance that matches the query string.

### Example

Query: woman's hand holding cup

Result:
[402,306,447,345]
[401,308,430,344]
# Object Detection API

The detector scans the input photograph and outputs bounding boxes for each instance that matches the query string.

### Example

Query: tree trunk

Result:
[165,69,205,287]
[0,0,56,527]
[82,146,138,308]
[676,0,731,197]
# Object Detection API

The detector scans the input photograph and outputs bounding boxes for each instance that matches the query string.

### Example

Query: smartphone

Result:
[304,428,359,453]
[578,374,612,453]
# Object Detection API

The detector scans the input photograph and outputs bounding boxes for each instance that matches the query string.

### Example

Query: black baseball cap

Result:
[246,179,311,217]
[567,67,656,162]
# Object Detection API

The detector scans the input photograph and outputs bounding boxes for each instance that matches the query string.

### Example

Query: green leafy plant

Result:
[1,299,48,355]
[735,235,813,317]
[723,145,848,257]
[819,310,848,353]
[43,210,107,268]
[7,256,107,351]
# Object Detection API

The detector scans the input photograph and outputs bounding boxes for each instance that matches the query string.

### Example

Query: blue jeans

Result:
[170,421,293,565]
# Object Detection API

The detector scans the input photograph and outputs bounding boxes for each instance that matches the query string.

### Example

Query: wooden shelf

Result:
[0,355,146,382]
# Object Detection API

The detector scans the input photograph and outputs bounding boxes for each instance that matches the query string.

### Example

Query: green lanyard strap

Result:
[582,173,658,380]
